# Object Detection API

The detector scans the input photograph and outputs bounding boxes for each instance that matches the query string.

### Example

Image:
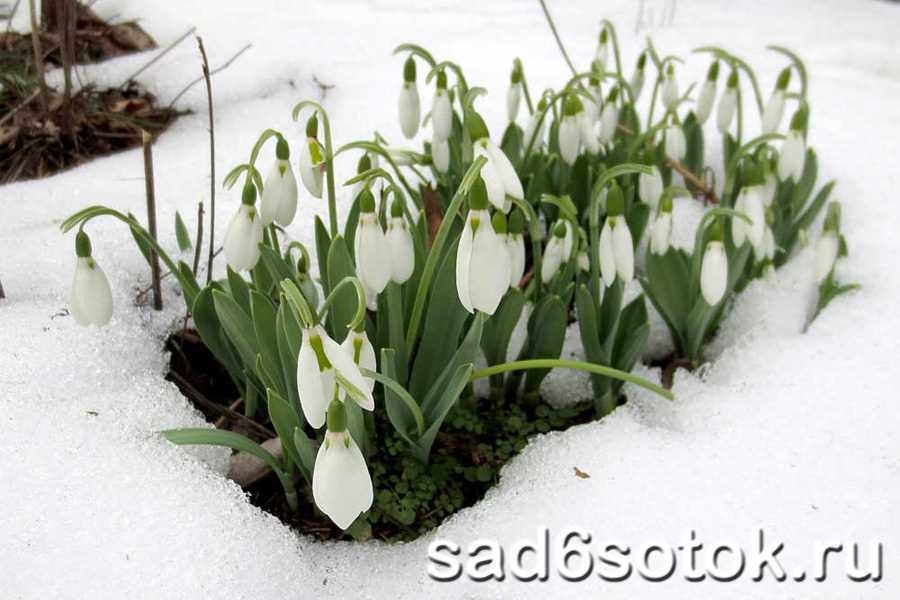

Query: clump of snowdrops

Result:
[61,21,852,534]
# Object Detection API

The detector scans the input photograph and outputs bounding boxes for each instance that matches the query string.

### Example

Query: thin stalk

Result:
[537,0,578,78]
[191,201,204,276]
[122,26,197,87]
[197,37,216,284]
[291,101,339,236]
[167,43,252,109]
[470,359,673,400]
[142,130,163,310]
[57,0,74,136]
[316,275,367,331]
[27,0,49,114]
[0,278,5,299]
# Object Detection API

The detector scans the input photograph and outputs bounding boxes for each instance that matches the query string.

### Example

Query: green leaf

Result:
[373,349,424,446]
[275,302,302,417]
[266,388,307,479]
[421,312,485,421]
[212,289,259,373]
[344,193,361,263]
[177,261,201,310]
[258,244,296,286]
[325,236,357,342]
[643,249,691,348]
[192,287,245,388]
[481,288,526,367]
[175,211,192,252]
[250,291,282,395]
[413,362,474,463]
[225,267,251,314]
[314,216,332,297]
[790,148,818,215]
[522,295,567,393]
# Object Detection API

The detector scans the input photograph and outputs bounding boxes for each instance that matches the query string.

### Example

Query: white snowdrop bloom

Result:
[778,130,806,182]
[661,65,680,112]
[69,232,113,327]
[664,125,686,161]
[650,210,673,256]
[754,225,776,262]
[700,240,728,305]
[456,181,511,315]
[385,202,415,284]
[762,171,777,208]
[731,185,766,249]
[541,222,569,283]
[313,415,373,530]
[224,186,264,272]
[561,219,575,258]
[431,133,450,174]
[598,101,620,145]
[398,57,420,139]
[260,145,299,227]
[579,108,600,154]
[507,77,522,123]
[761,91,785,134]
[598,186,634,286]
[716,70,739,134]
[470,119,523,213]
[341,329,377,392]
[629,54,647,102]
[814,231,839,283]
[298,135,324,199]
[638,166,663,211]
[354,190,391,297]
[505,211,526,288]
[594,29,609,76]
[695,62,719,125]
[559,115,581,165]
[432,71,452,141]
[523,102,547,150]
[577,250,590,272]
[296,325,374,429]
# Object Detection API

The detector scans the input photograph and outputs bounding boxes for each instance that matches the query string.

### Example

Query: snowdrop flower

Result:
[598,87,620,145]
[700,223,728,305]
[716,70,738,134]
[223,184,264,272]
[523,97,548,150]
[754,224,776,262]
[577,249,590,272]
[354,189,391,299]
[664,124,686,161]
[398,57,421,139]
[629,53,646,102]
[650,195,673,256]
[541,222,570,283]
[260,137,299,226]
[312,400,373,529]
[296,325,374,429]
[507,64,523,123]
[431,132,450,174]
[661,64,680,112]
[815,202,842,283]
[341,329,377,391]
[505,210,526,288]
[598,184,634,286]
[431,70,452,142]
[778,107,808,182]
[298,116,324,199]
[579,97,600,154]
[761,67,791,134]
[638,165,664,212]
[69,230,113,326]
[468,110,523,213]
[456,179,511,314]
[731,184,766,249]
[594,28,609,77]
[762,170,777,208]
[558,93,583,166]
[385,199,415,284]
[695,61,719,125]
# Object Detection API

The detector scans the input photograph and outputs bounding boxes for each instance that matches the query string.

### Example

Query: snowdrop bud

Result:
[755,224,776,262]
[733,178,765,248]
[761,67,791,134]
[354,189,391,296]
[629,53,646,102]
[815,202,841,283]
[341,329,377,391]
[594,28,609,76]
[695,61,719,125]
[558,94,583,165]
[69,231,113,326]
[577,249,590,272]
[598,184,633,286]
[716,70,738,134]
[650,195,673,255]
[778,108,807,182]
[542,222,568,283]
[398,57,420,139]
[506,210,526,288]
[661,64,679,112]
[507,66,523,122]
[762,170,777,208]
[313,402,373,530]
[386,200,415,284]
[432,70,452,142]
[260,138,299,226]
[468,111,523,213]
[431,133,450,174]
[700,224,728,305]
[298,117,324,199]
[456,179,511,314]
[664,124,686,161]
[223,184,264,272]
[638,165,663,211]
[598,88,620,145]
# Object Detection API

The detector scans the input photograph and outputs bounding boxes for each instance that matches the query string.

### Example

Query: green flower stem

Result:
[317,275,367,332]
[470,359,673,401]
[722,133,786,201]
[404,155,487,350]
[600,19,624,80]
[247,128,282,167]
[768,45,808,99]
[360,368,425,436]
[514,58,535,114]
[281,279,316,328]
[509,196,543,295]
[292,100,339,236]
[694,46,763,115]
[335,141,420,209]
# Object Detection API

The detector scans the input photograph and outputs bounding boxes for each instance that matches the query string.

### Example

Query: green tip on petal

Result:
[492,212,508,234]
[707,60,720,81]
[403,56,416,83]
[776,67,792,91]
[660,192,674,213]
[75,230,92,258]
[510,65,522,84]
[563,93,583,117]
[607,183,625,216]
[242,182,257,206]
[390,197,404,218]
[468,177,489,211]
[276,136,290,160]
[464,109,490,141]
[436,69,447,89]
[305,114,319,139]
[359,188,376,213]
[326,399,347,433]
[508,209,524,234]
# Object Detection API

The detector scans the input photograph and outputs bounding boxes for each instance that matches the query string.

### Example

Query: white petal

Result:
[475,145,508,212]
[70,257,113,326]
[506,82,521,122]
[259,161,283,226]
[650,213,672,255]
[815,232,839,283]
[716,88,737,134]
[744,186,766,248]
[313,431,374,530]
[579,110,599,153]
[298,139,323,198]
[629,69,645,102]
[695,80,716,124]
[468,216,510,314]
[664,126,686,161]
[485,140,523,203]
[223,205,262,272]
[275,161,299,226]
[399,83,421,139]
[612,218,634,283]
[322,331,374,411]
[558,116,581,166]
[638,167,663,210]
[432,89,452,141]
[541,237,564,284]
[296,328,332,429]
[524,112,545,150]
[355,217,391,295]
[662,74,679,111]
[506,235,525,287]
[762,172,777,208]
[598,104,619,144]
[761,90,785,134]
[778,131,806,182]
[432,135,449,174]
[386,218,415,283]
[732,191,748,247]
[455,214,475,313]
[599,221,617,287]
[700,241,728,305]
[341,330,378,392]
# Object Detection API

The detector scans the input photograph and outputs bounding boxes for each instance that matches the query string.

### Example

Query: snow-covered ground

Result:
[2,0,899,598]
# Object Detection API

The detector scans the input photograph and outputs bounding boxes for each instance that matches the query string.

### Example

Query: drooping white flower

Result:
[577,250,590,272]
[456,180,511,314]
[579,105,600,154]
[505,210,526,288]
[716,70,738,134]
[431,133,450,174]
[778,130,806,182]
[650,199,673,256]
[598,100,620,145]
[298,125,324,199]
[664,125,686,161]
[469,113,523,213]
[541,222,569,283]
[341,329,377,391]
[594,28,609,76]
[558,113,581,165]
[69,231,113,326]
[260,140,299,226]
[354,189,391,298]
[296,325,374,429]
[814,231,839,283]
[432,71,452,141]
[661,64,680,112]
[731,185,766,249]
[638,166,664,211]
[398,57,420,139]
[313,401,373,530]
[598,185,634,286]
[223,185,264,272]
[695,61,719,125]
[762,171,777,208]
[507,76,522,123]
[629,53,647,102]
[754,225,776,262]
[761,68,790,134]
[700,240,728,305]
[385,201,415,284]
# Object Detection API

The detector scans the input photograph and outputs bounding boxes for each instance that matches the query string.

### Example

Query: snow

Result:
[2,0,899,598]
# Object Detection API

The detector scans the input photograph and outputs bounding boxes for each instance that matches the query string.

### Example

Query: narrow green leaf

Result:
[175,211,192,251]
